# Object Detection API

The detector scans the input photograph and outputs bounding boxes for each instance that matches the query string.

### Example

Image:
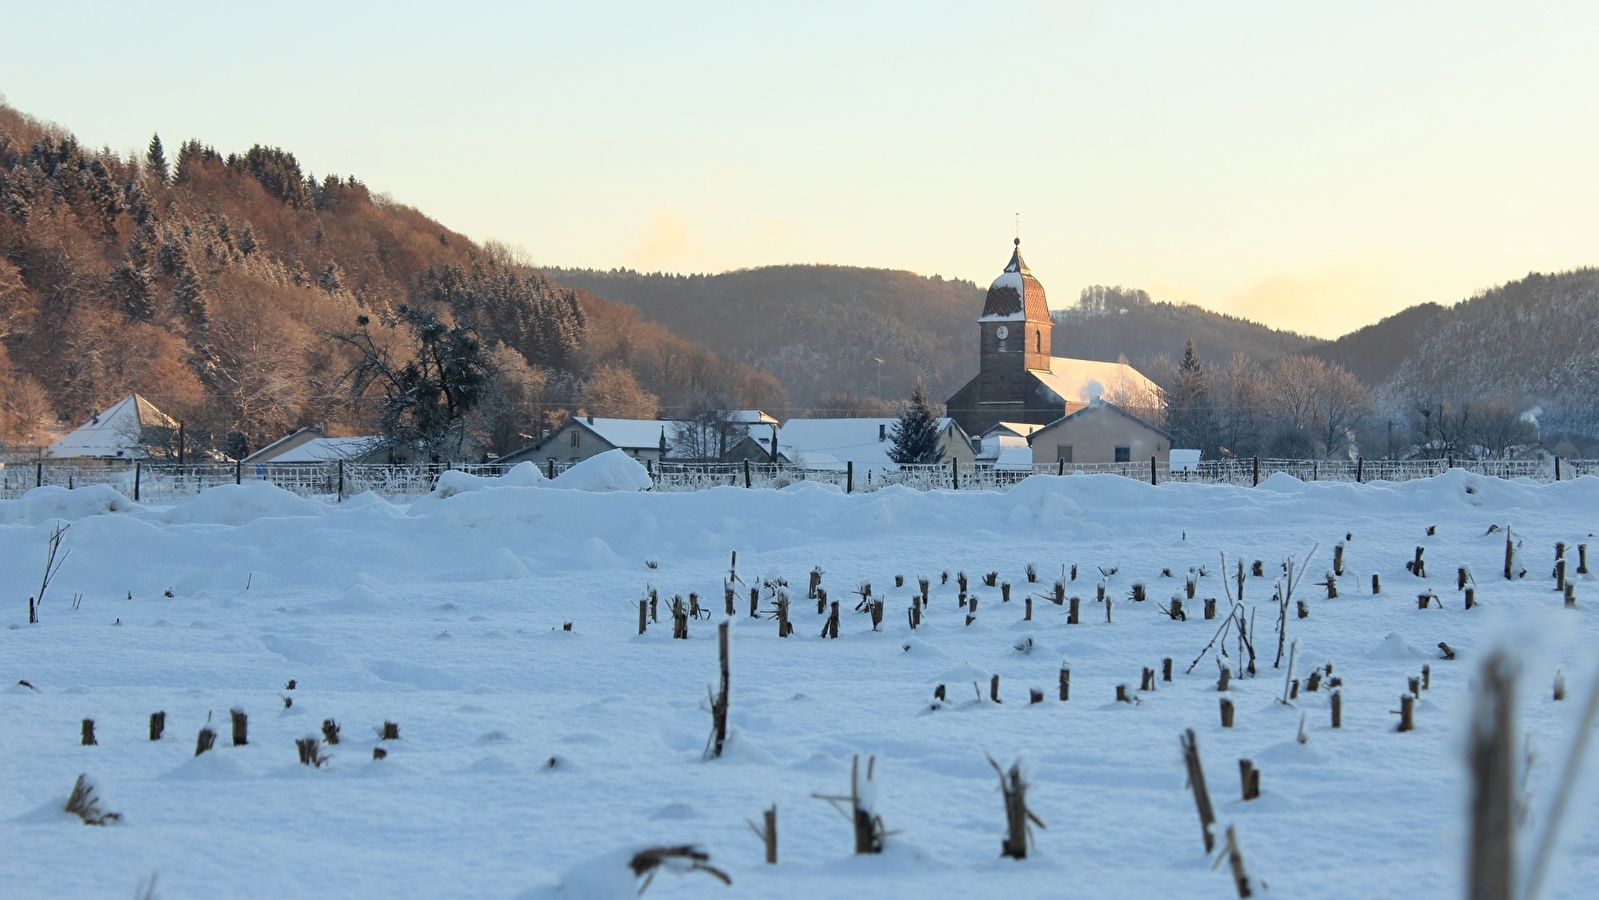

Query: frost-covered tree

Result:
[1164,340,1212,453]
[888,384,944,465]
[337,307,497,462]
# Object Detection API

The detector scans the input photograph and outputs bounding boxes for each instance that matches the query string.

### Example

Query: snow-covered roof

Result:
[1032,357,1162,407]
[576,417,673,450]
[777,417,961,471]
[45,394,176,460]
[726,409,779,426]
[982,421,1046,440]
[268,436,383,464]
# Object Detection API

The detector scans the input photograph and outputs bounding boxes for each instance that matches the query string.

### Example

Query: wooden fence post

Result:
[744,459,751,488]
[234,459,241,485]
[952,457,959,490]
[336,459,344,502]
[1356,456,1363,483]
[133,462,141,502]
[1151,456,1157,486]
[1252,456,1259,487]
[846,461,853,494]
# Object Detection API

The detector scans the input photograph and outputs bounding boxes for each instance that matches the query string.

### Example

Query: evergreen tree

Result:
[1166,339,1213,453]
[145,134,168,184]
[887,384,944,465]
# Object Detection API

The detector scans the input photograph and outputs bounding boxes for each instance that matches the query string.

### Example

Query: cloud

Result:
[626,209,702,271]
[1154,250,1404,339]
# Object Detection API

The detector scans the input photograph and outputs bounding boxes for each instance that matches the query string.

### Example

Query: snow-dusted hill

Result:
[2,451,1596,899]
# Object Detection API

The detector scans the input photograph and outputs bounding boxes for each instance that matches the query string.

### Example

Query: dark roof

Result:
[1026,400,1175,444]
[981,239,1050,321]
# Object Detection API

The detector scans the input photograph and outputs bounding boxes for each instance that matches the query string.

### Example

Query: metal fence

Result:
[1,455,1592,503]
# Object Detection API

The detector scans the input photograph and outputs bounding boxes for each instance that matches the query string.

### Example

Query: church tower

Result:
[977,239,1053,403]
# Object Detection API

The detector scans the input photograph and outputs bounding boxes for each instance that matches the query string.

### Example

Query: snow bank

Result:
[159,481,327,526]
[0,484,132,524]
[550,450,652,492]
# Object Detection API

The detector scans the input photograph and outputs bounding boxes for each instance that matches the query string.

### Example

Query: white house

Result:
[45,394,176,463]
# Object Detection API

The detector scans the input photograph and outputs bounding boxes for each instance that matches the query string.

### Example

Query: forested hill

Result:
[1376,269,1599,440]
[546,266,984,414]
[553,268,1321,409]
[1050,286,1317,379]
[0,101,782,457]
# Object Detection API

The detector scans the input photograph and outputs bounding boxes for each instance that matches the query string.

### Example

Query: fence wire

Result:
[0,456,1591,503]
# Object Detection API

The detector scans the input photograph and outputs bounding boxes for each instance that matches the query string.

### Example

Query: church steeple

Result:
[979,238,1052,375]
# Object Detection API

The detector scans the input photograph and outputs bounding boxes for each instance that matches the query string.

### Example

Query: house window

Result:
[570,431,581,448]
[1035,331,1041,353]
[1114,446,1131,462]
[1056,445,1073,463]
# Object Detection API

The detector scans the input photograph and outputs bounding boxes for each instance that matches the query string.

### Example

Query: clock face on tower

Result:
[995,326,1009,340]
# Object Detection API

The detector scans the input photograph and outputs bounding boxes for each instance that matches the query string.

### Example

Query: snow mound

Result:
[164,752,252,781]
[0,484,131,524]
[160,481,327,526]
[551,450,652,492]
[328,584,386,613]
[571,537,627,569]
[1258,472,1306,493]
[443,463,549,498]
[1365,631,1431,660]
[485,547,532,580]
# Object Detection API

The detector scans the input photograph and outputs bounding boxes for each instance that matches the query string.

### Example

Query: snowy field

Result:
[3,451,1597,900]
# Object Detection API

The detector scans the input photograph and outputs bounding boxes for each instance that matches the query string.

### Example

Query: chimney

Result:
[878,423,887,442]
[587,414,594,425]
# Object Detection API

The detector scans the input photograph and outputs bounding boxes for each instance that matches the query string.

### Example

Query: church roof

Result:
[45,394,177,460]
[980,239,1050,323]
[1032,357,1163,407]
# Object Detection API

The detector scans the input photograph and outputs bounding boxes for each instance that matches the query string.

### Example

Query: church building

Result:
[945,240,1162,438]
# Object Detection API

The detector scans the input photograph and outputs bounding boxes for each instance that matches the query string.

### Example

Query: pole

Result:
[846,461,853,494]
[1252,456,1259,487]
[1555,457,1562,481]
[35,461,42,487]
[548,458,556,480]
[744,458,751,488]
[178,422,185,467]
[1356,456,1363,484]
[1151,456,1157,486]
[133,461,141,502]
[952,457,959,490]
[1058,457,1064,476]
[234,459,241,485]
[337,459,345,502]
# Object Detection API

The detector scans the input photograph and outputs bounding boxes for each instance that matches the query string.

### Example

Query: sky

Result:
[2,1,1595,339]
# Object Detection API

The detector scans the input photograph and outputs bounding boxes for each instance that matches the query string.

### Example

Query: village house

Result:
[496,416,673,468]
[241,428,386,466]
[945,240,1162,437]
[44,394,178,465]
[1026,399,1174,465]
[774,417,975,473]
[975,421,1044,470]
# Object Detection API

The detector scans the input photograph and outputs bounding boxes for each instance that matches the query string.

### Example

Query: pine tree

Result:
[146,134,168,184]
[1166,339,1212,453]
[888,384,945,465]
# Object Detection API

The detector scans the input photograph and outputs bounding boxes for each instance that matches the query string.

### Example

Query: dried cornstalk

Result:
[987,754,1046,859]
[812,755,892,853]
[628,845,731,894]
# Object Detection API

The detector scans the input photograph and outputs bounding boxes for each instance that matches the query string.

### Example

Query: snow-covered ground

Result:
[3,451,1597,899]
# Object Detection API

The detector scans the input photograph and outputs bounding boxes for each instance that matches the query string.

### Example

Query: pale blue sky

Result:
[3,1,1595,338]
